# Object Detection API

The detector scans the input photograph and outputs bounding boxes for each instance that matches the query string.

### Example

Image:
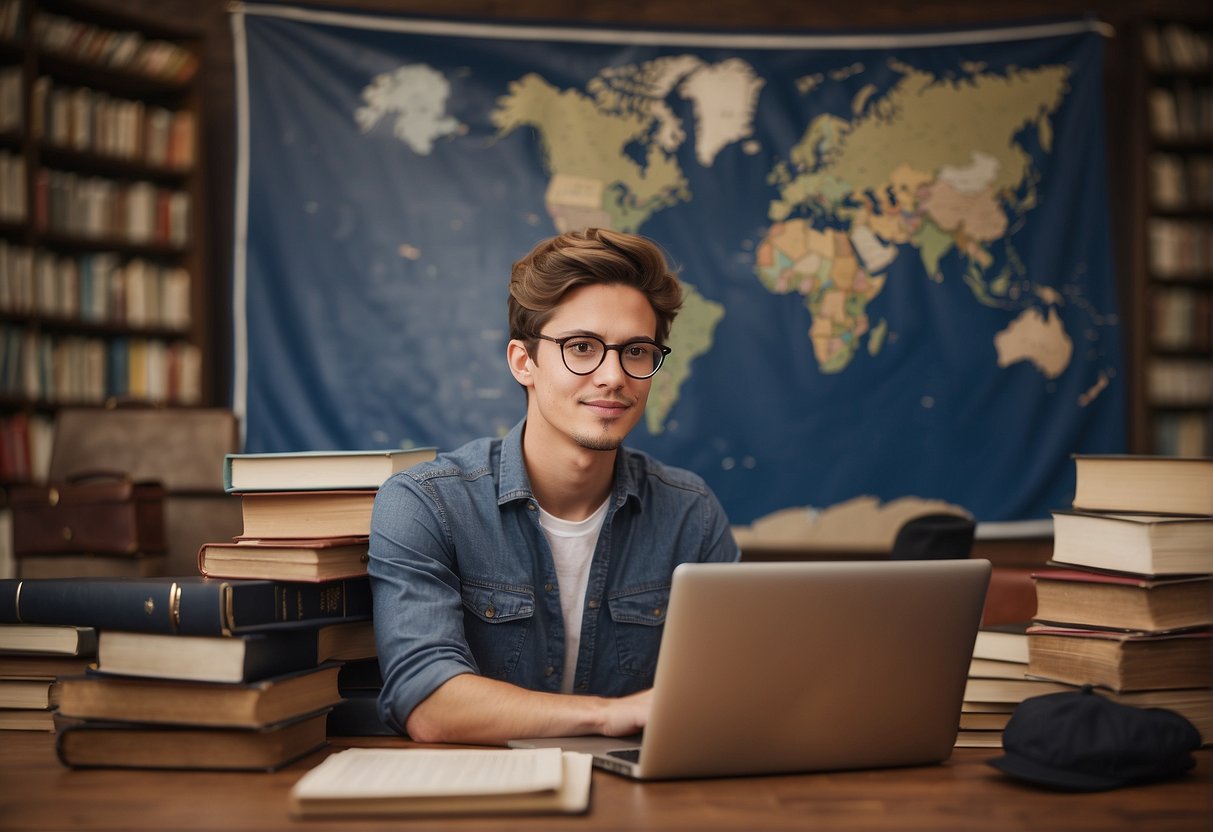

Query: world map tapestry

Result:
[232,7,1124,528]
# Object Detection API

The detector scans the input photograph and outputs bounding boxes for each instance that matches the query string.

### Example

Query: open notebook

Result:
[512,558,991,780]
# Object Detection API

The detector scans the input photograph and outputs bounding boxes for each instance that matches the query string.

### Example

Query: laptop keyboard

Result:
[606,748,642,763]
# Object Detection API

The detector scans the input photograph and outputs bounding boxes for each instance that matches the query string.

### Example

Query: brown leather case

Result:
[11,472,167,556]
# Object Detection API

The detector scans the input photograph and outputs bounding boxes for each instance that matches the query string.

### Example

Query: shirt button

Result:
[528,503,537,511]
[577,681,589,690]
[651,607,663,617]
[544,583,554,593]
[484,606,495,618]
[544,666,556,677]
[587,599,600,610]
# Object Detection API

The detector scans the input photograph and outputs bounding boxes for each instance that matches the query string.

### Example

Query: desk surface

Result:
[1,733,1209,831]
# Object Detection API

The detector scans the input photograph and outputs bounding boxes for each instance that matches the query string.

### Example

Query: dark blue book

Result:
[326,689,394,737]
[0,576,371,635]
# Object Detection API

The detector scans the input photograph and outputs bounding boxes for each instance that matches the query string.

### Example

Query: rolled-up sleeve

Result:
[368,471,478,734]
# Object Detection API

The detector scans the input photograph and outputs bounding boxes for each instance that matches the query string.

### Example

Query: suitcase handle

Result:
[64,470,133,486]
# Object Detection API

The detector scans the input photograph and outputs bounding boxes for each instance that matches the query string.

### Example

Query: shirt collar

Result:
[497,419,642,510]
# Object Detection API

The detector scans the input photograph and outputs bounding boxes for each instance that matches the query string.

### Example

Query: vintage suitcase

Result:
[47,408,243,574]
[11,472,166,556]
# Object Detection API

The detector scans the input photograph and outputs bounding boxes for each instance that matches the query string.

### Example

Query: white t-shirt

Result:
[537,499,609,694]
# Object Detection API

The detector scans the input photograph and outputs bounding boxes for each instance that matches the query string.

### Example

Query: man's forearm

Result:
[404,673,650,745]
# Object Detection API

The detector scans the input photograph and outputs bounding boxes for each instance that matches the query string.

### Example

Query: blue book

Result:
[0,576,371,635]
[223,447,436,492]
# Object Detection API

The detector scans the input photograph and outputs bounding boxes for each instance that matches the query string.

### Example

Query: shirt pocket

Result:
[607,585,669,679]
[460,581,535,680]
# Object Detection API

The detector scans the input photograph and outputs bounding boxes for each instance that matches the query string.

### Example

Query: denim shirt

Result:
[368,419,740,734]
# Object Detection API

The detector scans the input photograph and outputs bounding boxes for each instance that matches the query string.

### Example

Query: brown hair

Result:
[508,228,683,346]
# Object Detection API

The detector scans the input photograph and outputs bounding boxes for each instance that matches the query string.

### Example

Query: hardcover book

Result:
[0,709,56,731]
[197,537,369,582]
[962,676,1076,704]
[0,576,371,635]
[1050,510,1213,576]
[235,491,377,539]
[1033,569,1213,632]
[57,664,342,728]
[1071,455,1213,515]
[968,657,1029,681]
[95,627,335,683]
[0,677,60,710]
[971,623,1030,664]
[1027,626,1213,692]
[223,448,435,492]
[0,654,93,679]
[0,624,97,656]
[55,710,329,771]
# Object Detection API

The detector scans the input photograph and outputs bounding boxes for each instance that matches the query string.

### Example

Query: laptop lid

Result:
[515,559,990,780]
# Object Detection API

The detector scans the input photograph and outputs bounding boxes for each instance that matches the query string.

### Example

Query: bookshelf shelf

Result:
[1131,16,1213,459]
[0,0,211,487]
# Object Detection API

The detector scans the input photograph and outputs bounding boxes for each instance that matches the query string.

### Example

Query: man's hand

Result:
[599,687,652,737]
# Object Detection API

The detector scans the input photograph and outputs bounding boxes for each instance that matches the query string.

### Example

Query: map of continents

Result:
[355,52,1097,438]
[755,60,1079,380]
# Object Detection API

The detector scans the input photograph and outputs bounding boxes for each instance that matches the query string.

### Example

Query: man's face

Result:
[517,282,658,453]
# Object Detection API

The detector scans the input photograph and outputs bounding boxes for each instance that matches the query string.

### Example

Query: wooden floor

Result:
[0,733,1209,831]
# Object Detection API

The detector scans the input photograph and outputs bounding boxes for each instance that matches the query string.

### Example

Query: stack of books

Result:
[1028,455,1213,743]
[957,623,1074,748]
[0,623,95,732]
[0,575,376,770]
[199,447,435,738]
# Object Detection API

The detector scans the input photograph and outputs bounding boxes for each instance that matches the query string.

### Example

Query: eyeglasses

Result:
[534,334,672,379]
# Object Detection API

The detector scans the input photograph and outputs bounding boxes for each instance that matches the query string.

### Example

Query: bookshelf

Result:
[1130,17,1213,458]
[0,0,208,487]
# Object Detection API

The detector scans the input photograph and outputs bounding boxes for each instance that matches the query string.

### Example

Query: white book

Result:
[289,747,592,818]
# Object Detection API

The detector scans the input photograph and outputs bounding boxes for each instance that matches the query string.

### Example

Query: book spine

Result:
[221,453,235,492]
[1,578,220,633]
[223,578,373,634]
[240,631,324,682]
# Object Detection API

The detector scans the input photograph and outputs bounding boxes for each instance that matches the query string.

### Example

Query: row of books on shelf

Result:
[1146,357,1213,406]
[33,11,199,84]
[1152,285,1211,352]
[0,410,52,484]
[31,77,197,170]
[958,455,1213,751]
[0,0,19,43]
[0,445,439,770]
[0,325,202,405]
[1143,22,1212,73]
[1150,152,1213,211]
[1148,218,1213,279]
[0,150,25,223]
[0,242,191,330]
[1149,84,1213,143]
[0,67,19,134]
[33,169,190,248]
[1152,412,1210,459]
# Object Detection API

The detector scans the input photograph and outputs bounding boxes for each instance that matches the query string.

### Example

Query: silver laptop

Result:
[510,558,990,780]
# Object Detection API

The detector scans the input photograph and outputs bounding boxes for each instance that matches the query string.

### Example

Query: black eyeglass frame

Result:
[533,333,672,379]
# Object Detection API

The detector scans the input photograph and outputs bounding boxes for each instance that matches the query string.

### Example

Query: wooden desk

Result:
[1,733,1209,831]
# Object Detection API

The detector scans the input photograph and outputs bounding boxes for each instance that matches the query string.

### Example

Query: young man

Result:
[369,228,740,745]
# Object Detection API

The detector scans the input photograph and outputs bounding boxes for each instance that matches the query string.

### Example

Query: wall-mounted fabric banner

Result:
[232,6,1123,528]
